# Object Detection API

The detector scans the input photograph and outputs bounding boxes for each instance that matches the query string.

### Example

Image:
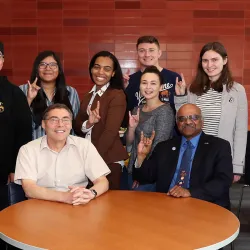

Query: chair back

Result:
[8,182,27,206]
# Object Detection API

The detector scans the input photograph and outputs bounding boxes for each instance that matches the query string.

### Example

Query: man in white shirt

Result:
[15,103,110,205]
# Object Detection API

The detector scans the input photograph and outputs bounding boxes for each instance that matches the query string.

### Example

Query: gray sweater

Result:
[127,103,174,174]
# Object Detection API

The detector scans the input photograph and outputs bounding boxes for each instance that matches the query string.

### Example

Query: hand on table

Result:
[167,185,191,198]
[68,186,95,206]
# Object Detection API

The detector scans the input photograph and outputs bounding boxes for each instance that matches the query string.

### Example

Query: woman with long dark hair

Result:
[20,50,80,139]
[74,51,128,190]
[175,42,248,183]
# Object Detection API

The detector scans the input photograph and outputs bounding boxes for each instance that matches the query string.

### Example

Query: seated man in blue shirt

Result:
[135,103,233,209]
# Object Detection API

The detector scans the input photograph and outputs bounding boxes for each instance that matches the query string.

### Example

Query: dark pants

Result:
[107,163,122,190]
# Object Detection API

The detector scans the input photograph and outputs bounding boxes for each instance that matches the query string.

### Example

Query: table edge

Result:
[197,226,240,250]
[0,232,46,250]
[1,225,240,250]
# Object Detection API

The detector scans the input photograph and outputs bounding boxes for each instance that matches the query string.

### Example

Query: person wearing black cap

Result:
[0,41,32,211]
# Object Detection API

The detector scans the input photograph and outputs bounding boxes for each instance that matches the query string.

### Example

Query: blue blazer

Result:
[136,132,233,209]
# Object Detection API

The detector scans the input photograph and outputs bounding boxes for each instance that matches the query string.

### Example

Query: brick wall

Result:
[0,0,249,123]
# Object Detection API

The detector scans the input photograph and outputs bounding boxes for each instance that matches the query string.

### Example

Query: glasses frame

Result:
[176,114,202,123]
[39,62,58,70]
[44,117,72,125]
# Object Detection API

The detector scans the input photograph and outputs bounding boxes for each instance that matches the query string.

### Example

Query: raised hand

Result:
[175,73,187,96]
[123,69,130,89]
[87,101,101,127]
[137,131,155,157]
[27,77,40,105]
[128,108,140,130]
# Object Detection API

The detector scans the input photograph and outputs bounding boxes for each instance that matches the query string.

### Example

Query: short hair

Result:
[136,36,160,49]
[42,104,73,120]
[141,66,164,85]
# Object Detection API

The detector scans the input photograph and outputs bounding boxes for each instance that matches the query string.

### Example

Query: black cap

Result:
[0,42,4,55]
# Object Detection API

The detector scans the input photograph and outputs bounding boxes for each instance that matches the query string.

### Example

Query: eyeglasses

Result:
[45,117,72,125]
[39,62,58,70]
[176,115,202,123]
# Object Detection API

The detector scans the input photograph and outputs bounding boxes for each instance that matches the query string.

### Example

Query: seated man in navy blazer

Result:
[135,103,233,209]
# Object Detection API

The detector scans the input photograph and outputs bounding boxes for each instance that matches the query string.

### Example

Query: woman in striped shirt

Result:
[20,50,80,139]
[175,42,248,183]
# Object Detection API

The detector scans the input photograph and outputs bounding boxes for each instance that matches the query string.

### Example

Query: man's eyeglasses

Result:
[45,117,72,125]
[176,115,202,123]
[39,62,58,70]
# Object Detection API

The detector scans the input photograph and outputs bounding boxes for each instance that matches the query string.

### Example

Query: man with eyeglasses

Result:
[134,103,233,209]
[0,41,32,211]
[14,103,110,205]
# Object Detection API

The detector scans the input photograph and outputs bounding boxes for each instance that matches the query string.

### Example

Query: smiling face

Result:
[42,108,72,144]
[140,72,162,100]
[177,104,203,140]
[91,56,115,89]
[38,56,59,83]
[137,43,162,69]
[201,50,227,82]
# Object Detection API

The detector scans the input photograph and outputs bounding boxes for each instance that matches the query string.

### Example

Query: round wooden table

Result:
[0,191,239,250]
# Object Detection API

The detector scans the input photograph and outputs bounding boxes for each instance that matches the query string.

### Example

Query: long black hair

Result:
[89,51,124,90]
[30,50,73,128]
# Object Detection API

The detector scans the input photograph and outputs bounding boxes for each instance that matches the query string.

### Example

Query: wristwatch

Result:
[90,189,97,198]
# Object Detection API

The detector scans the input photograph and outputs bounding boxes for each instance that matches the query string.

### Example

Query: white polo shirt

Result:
[14,135,110,191]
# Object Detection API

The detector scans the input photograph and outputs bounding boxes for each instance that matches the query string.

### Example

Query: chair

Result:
[7,182,27,206]
[237,131,250,219]
[5,183,27,250]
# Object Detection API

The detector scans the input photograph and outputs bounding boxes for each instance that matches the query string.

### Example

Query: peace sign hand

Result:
[128,108,140,130]
[175,73,187,96]
[137,131,156,157]
[87,101,101,127]
[27,77,41,105]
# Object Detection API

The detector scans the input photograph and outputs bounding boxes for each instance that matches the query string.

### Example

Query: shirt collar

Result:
[181,132,202,148]
[89,82,110,97]
[40,135,77,151]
